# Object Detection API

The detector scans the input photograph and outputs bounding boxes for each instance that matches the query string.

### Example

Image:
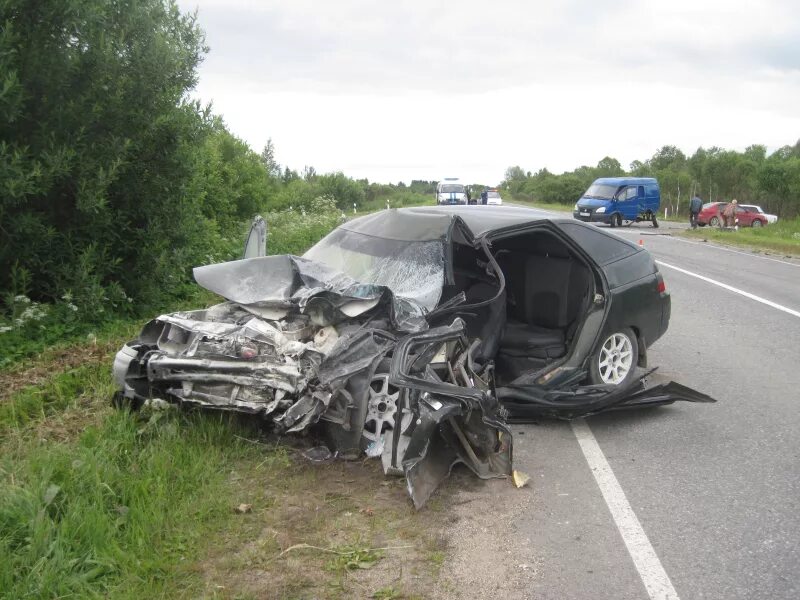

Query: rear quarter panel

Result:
[603,251,666,348]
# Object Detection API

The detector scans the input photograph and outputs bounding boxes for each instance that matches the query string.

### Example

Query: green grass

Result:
[0,363,113,435]
[359,191,431,213]
[682,216,800,256]
[504,196,573,212]
[0,407,273,598]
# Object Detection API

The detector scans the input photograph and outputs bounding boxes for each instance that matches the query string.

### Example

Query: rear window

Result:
[557,223,638,265]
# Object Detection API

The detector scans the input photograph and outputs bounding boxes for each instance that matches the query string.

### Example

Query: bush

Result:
[264,197,344,256]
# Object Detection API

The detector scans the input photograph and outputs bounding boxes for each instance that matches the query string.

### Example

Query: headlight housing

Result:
[574,203,579,210]
[595,206,606,214]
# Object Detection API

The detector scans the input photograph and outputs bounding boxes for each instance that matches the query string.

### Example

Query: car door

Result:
[736,206,753,226]
[619,185,639,219]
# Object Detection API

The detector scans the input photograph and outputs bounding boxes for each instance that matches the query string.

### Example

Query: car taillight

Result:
[656,275,666,294]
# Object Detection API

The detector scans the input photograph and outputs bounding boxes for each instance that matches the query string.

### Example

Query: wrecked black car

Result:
[113,206,713,507]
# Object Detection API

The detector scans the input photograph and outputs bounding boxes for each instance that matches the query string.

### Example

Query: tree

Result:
[318,172,365,210]
[502,165,528,196]
[302,165,317,181]
[596,157,624,178]
[0,0,212,308]
[260,138,281,178]
[648,145,686,171]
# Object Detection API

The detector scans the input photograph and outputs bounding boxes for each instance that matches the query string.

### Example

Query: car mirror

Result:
[242,215,267,259]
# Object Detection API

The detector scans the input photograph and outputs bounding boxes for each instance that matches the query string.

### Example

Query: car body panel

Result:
[741,204,778,224]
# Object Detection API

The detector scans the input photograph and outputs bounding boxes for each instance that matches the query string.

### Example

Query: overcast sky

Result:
[176,0,800,184]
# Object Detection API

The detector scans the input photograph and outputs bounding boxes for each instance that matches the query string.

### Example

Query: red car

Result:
[697,202,768,228]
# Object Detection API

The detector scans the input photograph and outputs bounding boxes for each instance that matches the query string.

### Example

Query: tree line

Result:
[502,143,800,217]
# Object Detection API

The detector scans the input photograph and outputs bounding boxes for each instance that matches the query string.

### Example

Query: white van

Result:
[435,178,469,205]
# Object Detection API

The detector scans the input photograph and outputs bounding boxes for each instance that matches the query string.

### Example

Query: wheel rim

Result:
[753,220,762,227]
[363,375,399,443]
[710,217,719,226]
[598,333,634,384]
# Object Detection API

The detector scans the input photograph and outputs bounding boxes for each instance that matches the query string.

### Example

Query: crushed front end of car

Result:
[113,255,512,508]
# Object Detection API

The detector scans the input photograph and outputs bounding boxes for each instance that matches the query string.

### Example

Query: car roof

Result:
[592,177,658,186]
[342,205,569,241]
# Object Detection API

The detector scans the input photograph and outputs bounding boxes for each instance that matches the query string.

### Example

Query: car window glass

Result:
[557,223,638,265]
[304,228,445,310]
[625,187,637,200]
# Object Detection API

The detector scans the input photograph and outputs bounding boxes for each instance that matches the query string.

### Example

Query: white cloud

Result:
[178,0,800,183]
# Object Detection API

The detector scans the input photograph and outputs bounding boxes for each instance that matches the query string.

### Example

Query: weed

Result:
[325,544,385,574]
[372,586,404,599]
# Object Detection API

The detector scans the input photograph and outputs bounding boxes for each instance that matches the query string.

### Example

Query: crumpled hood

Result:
[194,254,427,332]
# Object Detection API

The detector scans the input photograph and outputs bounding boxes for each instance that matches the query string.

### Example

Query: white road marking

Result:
[572,419,680,600]
[656,260,800,319]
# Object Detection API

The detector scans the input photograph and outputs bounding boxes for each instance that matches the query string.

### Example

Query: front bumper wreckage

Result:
[113,255,512,508]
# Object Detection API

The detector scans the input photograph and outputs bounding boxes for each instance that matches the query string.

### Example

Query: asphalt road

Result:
[439,208,800,599]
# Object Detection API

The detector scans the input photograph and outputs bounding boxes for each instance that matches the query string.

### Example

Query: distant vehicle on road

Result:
[740,204,778,224]
[485,189,503,205]
[573,177,660,228]
[435,178,469,205]
[698,202,770,227]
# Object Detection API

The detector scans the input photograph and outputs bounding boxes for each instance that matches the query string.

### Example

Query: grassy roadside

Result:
[505,197,573,212]
[1,206,453,599]
[0,325,451,599]
[680,217,800,256]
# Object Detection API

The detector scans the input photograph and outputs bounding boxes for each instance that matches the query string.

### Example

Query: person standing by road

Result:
[689,193,703,229]
[722,199,738,228]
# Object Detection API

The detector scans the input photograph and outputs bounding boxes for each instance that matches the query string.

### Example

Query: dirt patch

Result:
[433,469,537,600]
[198,449,457,599]
[0,339,119,404]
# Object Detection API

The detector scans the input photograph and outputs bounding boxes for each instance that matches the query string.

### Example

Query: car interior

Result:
[440,228,595,385]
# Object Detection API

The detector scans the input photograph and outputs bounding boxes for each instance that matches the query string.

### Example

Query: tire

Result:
[752,219,763,228]
[610,213,622,228]
[589,328,639,387]
[709,216,720,227]
[651,213,659,228]
[699,223,706,227]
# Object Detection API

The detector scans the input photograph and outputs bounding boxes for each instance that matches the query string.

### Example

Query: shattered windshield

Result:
[304,228,445,311]
[582,183,618,199]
